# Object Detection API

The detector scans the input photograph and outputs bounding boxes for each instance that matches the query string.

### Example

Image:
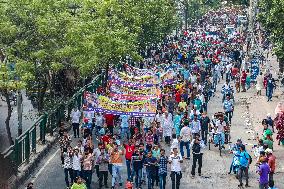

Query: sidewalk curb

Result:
[8,122,71,189]
[8,137,57,189]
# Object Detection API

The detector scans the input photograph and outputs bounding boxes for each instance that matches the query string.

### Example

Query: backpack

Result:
[247,153,252,165]
[192,142,201,153]
[243,152,252,165]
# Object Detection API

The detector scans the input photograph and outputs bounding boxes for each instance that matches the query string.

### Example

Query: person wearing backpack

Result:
[190,133,205,178]
[237,144,251,187]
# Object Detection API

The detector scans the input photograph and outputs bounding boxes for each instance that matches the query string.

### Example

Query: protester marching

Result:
[41,6,284,189]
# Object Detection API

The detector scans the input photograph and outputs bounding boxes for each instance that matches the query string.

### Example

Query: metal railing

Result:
[1,73,103,169]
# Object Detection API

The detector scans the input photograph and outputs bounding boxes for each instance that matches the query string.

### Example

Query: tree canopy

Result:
[258,0,284,72]
[0,0,178,111]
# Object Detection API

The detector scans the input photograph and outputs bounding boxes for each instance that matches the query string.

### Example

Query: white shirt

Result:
[72,154,82,171]
[169,154,183,172]
[171,138,179,150]
[191,120,201,134]
[93,148,101,165]
[95,115,104,127]
[215,120,226,132]
[71,110,81,123]
[180,126,191,142]
[155,113,162,123]
[226,64,232,73]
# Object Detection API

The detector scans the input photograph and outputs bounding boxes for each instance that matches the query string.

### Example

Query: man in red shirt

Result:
[241,71,247,92]
[104,113,115,134]
[175,90,181,103]
[124,139,135,181]
[101,132,111,148]
[231,65,239,81]
[266,149,276,182]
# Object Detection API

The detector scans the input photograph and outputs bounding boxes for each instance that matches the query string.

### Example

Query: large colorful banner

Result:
[124,64,155,76]
[86,95,157,117]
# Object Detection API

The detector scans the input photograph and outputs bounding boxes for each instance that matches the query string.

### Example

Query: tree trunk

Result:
[3,90,13,145]
[279,58,284,74]
[37,81,48,112]
[17,90,23,136]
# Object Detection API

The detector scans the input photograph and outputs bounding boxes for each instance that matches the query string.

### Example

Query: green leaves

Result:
[259,0,284,60]
[0,0,178,109]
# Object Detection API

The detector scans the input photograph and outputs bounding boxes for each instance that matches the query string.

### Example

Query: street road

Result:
[20,67,284,189]
[0,91,38,152]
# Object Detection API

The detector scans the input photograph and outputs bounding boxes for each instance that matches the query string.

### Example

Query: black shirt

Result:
[131,152,144,171]
[201,116,210,131]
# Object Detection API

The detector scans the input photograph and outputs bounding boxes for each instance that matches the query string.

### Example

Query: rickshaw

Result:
[208,112,231,156]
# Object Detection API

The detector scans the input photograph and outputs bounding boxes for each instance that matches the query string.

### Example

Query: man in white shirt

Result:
[169,148,183,189]
[71,108,81,138]
[179,120,191,159]
[72,147,82,178]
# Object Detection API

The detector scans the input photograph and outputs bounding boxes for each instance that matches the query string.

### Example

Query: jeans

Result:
[99,171,108,187]
[180,141,190,158]
[201,129,208,144]
[213,132,225,146]
[269,172,274,182]
[133,168,142,188]
[203,103,208,112]
[226,72,231,82]
[225,111,233,123]
[73,169,81,178]
[238,166,249,185]
[159,173,167,189]
[64,168,74,187]
[165,136,171,144]
[170,171,182,189]
[95,164,100,179]
[112,165,122,187]
[126,159,132,180]
[267,89,273,101]
[72,123,80,138]
[259,183,268,189]
[191,153,202,176]
[146,169,155,189]
[82,170,92,189]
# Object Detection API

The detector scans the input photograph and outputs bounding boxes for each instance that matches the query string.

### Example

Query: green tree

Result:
[0,53,26,145]
[258,0,284,73]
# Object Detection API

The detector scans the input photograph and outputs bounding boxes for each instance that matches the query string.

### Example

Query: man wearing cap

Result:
[266,149,276,182]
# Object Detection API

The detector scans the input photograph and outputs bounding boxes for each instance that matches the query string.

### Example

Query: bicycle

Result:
[208,131,223,156]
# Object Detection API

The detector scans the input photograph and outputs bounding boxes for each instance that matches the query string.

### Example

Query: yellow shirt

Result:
[178,101,187,110]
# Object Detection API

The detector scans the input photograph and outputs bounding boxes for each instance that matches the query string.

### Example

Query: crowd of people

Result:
[48,6,283,189]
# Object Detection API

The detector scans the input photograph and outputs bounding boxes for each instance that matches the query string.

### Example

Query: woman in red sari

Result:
[275,113,284,145]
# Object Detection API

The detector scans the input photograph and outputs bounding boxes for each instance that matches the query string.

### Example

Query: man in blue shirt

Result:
[120,115,129,140]
[237,145,250,187]
[223,95,234,123]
